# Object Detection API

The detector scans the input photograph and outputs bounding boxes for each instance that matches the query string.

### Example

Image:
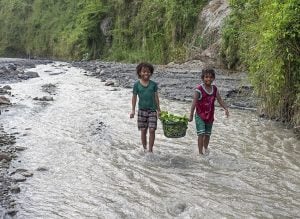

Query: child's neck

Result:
[140,78,150,85]
[204,83,212,89]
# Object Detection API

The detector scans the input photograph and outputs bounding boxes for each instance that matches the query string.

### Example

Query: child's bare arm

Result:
[189,91,199,122]
[155,92,161,114]
[216,91,229,117]
[130,95,137,118]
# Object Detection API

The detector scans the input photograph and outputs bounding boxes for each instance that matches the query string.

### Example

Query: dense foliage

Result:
[0,0,108,59]
[221,0,300,126]
[109,0,207,63]
[0,0,206,63]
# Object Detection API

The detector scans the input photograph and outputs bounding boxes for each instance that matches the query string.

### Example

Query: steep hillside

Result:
[188,0,230,66]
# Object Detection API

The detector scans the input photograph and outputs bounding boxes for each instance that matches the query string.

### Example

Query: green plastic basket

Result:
[162,120,187,138]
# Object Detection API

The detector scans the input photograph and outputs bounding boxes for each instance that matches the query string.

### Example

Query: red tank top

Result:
[195,84,217,123]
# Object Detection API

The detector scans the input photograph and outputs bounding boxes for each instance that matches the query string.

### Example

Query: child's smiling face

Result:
[139,67,151,80]
[203,73,215,85]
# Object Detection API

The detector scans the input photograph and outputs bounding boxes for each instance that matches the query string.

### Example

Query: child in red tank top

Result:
[195,83,217,123]
[189,68,229,155]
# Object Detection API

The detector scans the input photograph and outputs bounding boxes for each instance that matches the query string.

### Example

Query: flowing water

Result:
[1,62,299,218]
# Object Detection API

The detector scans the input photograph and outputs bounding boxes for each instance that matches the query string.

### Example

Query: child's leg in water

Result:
[148,128,155,153]
[204,135,210,151]
[141,128,147,150]
[203,122,212,155]
[197,135,204,154]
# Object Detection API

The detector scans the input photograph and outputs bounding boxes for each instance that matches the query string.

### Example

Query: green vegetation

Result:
[221,0,300,127]
[159,111,188,138]
[0,0,206,63]
[0,0,108,60]
[108,0,206,63]
[159,111,189,125]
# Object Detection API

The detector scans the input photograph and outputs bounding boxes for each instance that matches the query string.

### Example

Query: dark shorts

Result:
[138,109,157,130]
[195,114,213,136]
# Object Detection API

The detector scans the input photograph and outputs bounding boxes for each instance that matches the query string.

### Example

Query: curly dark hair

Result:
[136,62,154,78]
[201,68,215,80]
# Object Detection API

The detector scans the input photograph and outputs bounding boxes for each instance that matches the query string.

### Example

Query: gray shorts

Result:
[138,109,157,130]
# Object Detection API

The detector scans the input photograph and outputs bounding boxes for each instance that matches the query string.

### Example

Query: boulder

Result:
[24,71,39,78]
[0,96,11,105]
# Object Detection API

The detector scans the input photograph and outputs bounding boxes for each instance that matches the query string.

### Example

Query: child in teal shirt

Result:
[130,62,161,152]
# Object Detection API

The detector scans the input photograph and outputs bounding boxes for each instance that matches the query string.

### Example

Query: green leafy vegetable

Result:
[159,111,188,125]
[159,111,188,138]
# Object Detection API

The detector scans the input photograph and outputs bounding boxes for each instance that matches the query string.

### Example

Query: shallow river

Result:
[1,62,299,218]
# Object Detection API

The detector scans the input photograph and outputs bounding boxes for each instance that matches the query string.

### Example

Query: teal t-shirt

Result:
[133,80,158,111]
